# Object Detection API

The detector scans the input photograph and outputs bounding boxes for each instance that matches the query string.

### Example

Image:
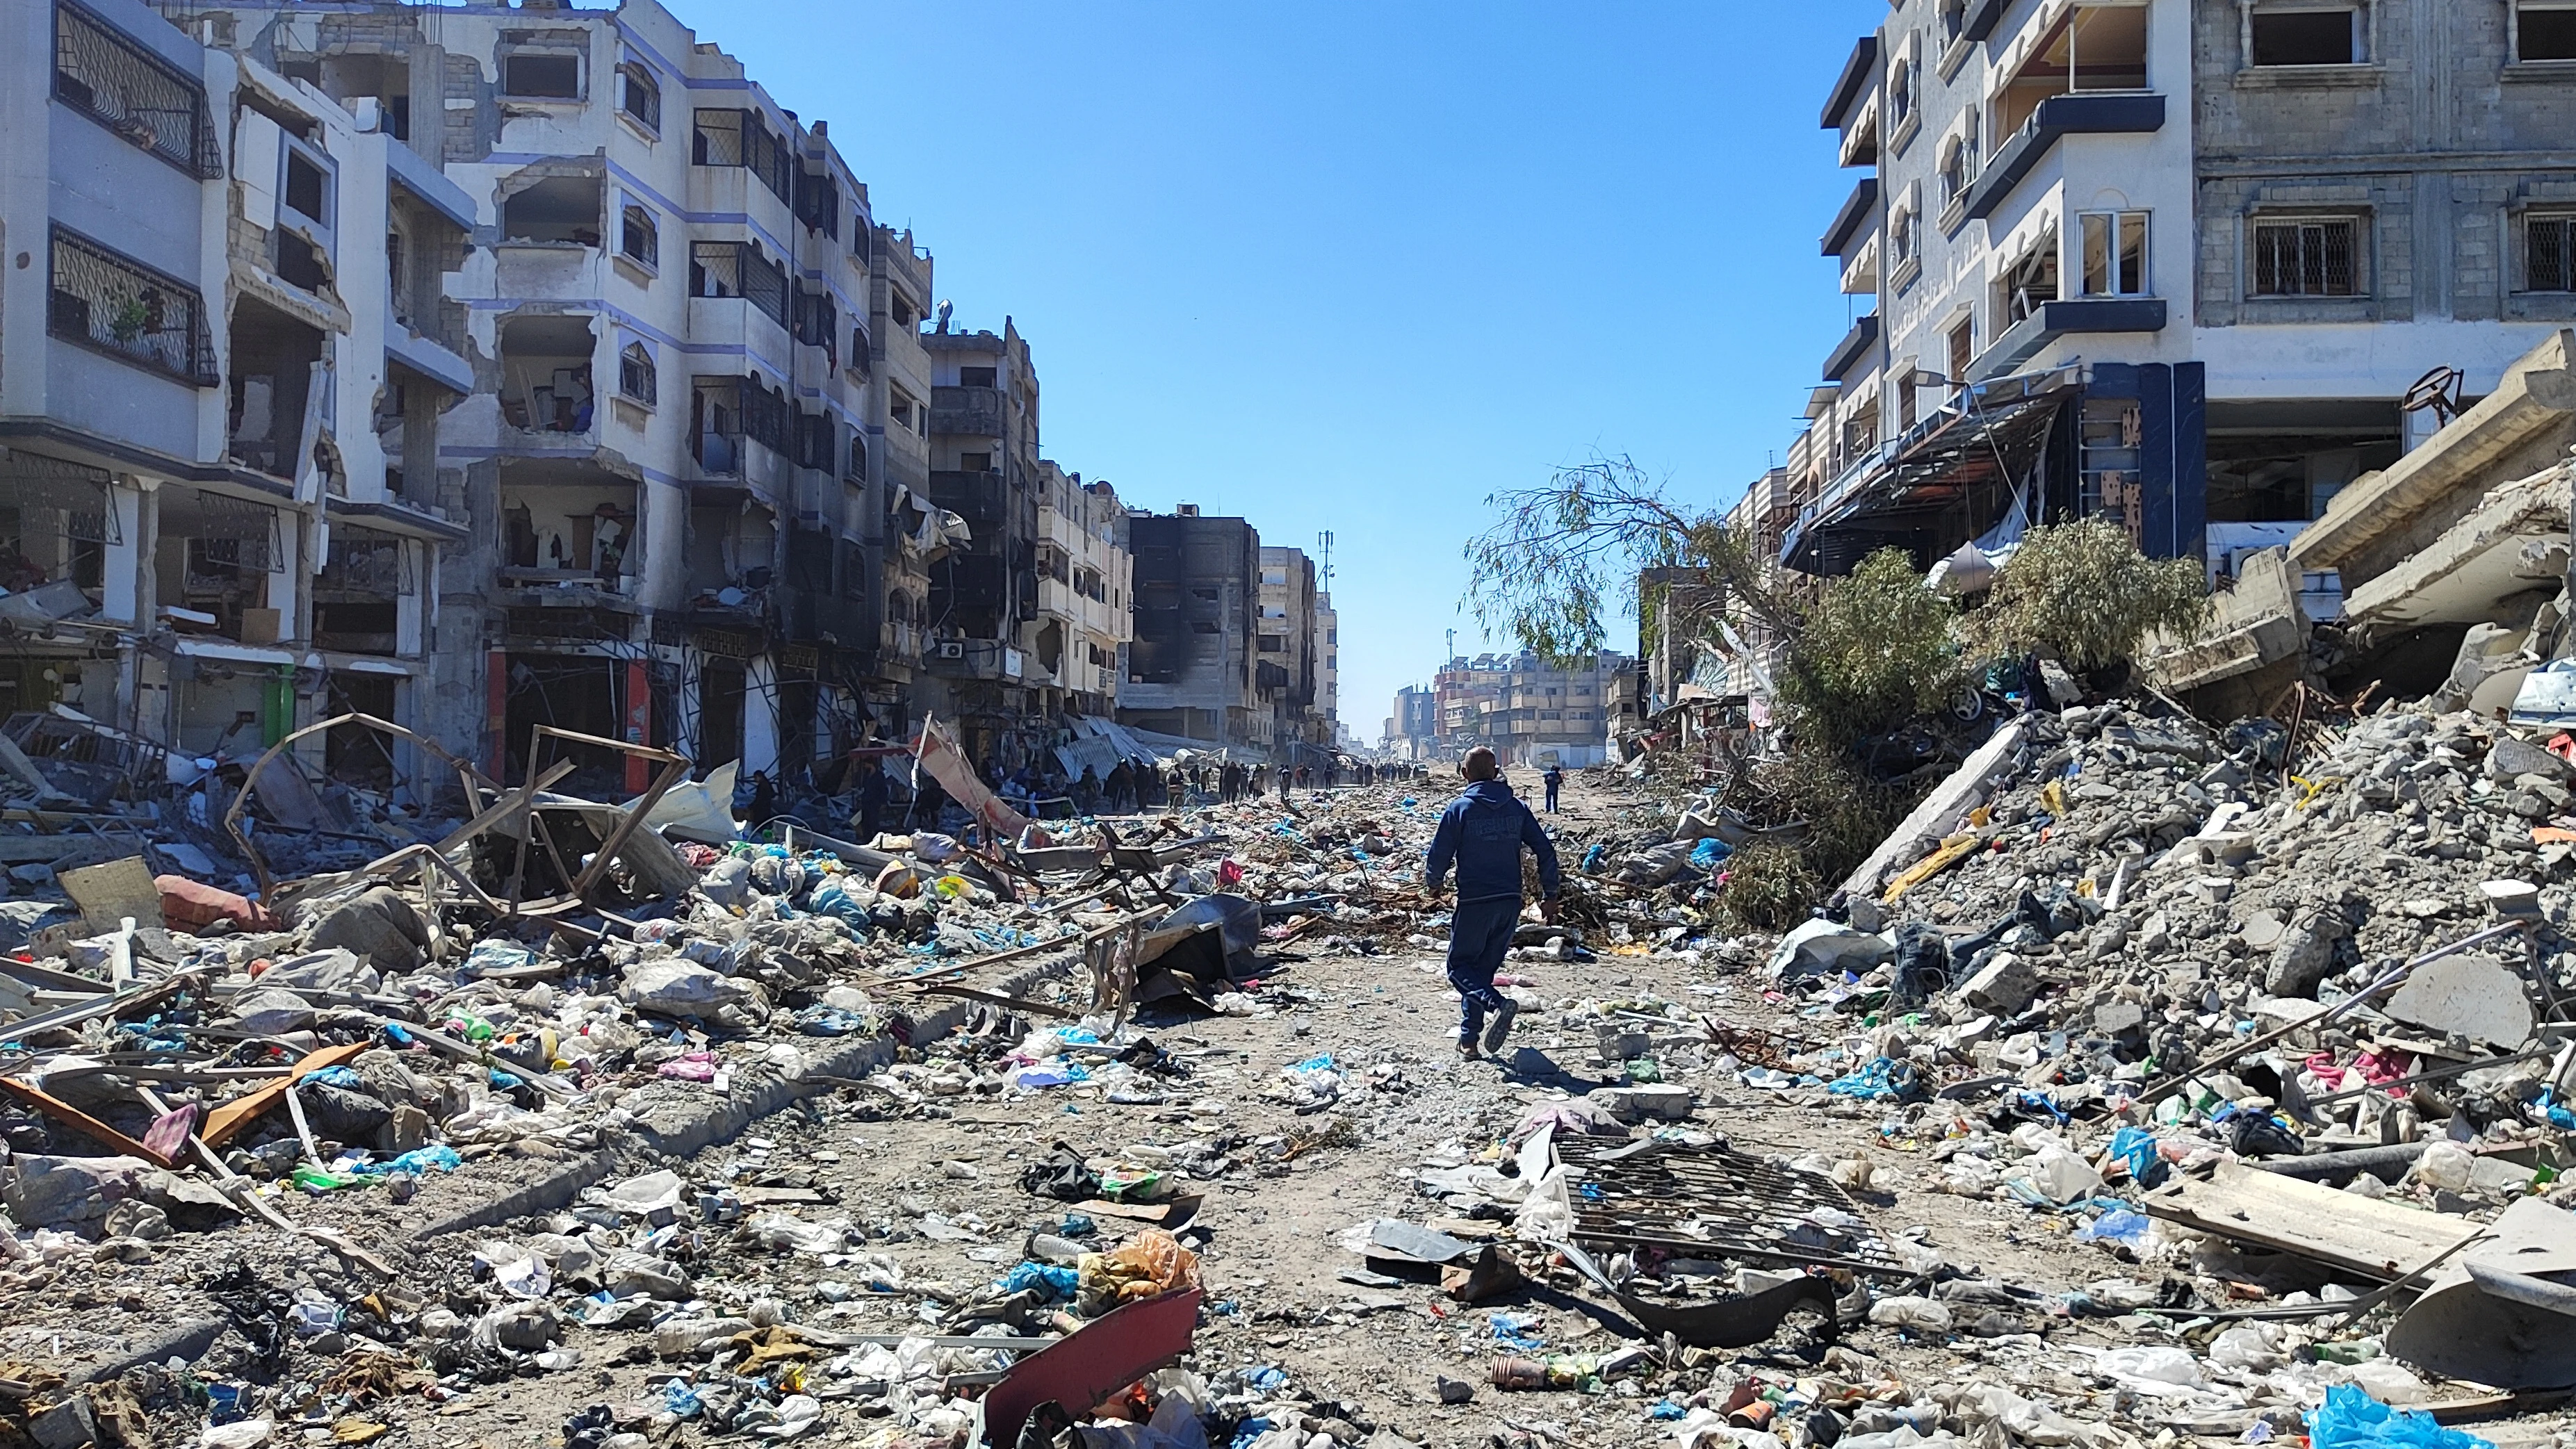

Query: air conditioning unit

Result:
[934,641,968,661]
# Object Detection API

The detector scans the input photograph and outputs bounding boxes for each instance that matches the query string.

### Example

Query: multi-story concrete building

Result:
[147,0,920,792]
[1030,463,1131,717]
[1314,590,1339,746]
[920,318,1045,758]
[1787,0,2576,582]
[1118,507,1265,751]
[1387,683,1437,760]
[1427,651,1631,767]
[867,222,936,730]
[1255,546,1318,753]
[3,0,475,784]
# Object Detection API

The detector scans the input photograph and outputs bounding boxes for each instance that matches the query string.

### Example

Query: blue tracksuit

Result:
[1425,779,1562,1042]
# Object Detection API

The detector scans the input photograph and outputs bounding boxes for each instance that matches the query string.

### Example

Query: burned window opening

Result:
[690,241,789,327]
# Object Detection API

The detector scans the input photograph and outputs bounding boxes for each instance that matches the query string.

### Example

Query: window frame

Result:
[2515,0,2576,63]
[618,341,657,409]
[2525,211,2576,294]
[619,199,658,270]
[500,50,585,102]
[617,60,662,133]
[2078,210,2153,297]
[2242,3,2367,69]
[2249,214,2366,298]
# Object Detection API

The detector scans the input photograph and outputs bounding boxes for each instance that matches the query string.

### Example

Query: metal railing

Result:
[55,1,220,178]
[47,225,216,386]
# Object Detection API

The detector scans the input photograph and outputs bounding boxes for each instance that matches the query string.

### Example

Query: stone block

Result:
[1590,1084,1693,1124]
[1959,953,2039,1015]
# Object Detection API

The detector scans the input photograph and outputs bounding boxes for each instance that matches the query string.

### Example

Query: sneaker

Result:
[1481,997,1520,1056]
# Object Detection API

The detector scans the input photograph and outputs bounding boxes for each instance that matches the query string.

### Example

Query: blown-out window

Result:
[621,203,658,268]
[619,343,657,406]
[503,52,581,99]
[2249,8,2361,67]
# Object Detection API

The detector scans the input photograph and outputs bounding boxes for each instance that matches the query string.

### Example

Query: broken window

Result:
[795,409,835,471]
[1939,0,1967,45]
[690,241,788,326]
[47,225,215,385]
[960,451,993,473]
[503,52,581,99]
[959,366,997,389]
[890,292,918,331]
[0,455,116,593]
[621,202,658,268]
[227,295,323,477]
[53,0,220,177]
[619,60,660,130]
[497,313,597,434]
[890,391,915,430]
[849,324,872,378]
[619,343,656,407]
[692,379,744,475]
[284,152,329,229]
[2253,218,2361,296]
[2080,211,2151,296]
[2529,213,2576,293]
[500,174,603,247]
[1888,55,1914,130]
[1947,318,1975,383]
[846,429,867,484]
[1996,229,2060,325]
[691,108,792,204]
[792,288,837,364]
[2250,8,2359,66]
[320,524,411,594]
[794,169,841,239]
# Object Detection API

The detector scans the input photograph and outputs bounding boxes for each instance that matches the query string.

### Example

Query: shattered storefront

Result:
[0,455,125,721]
[1783,363,2208,575]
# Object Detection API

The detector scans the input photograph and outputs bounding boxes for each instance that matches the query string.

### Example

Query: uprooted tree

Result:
[1462,457,2206,929]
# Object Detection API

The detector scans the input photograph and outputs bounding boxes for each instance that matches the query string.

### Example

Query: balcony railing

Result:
[1964,92,2167,223]
[930,385,1004,438]
[47,226,216,386]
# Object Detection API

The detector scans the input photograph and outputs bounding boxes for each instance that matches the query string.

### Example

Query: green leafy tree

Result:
[1959,519,2208,672]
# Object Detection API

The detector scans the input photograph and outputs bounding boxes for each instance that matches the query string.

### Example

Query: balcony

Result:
[1963,0,2012,43]
[930,385,1003,438]
[1820,178,1880,258]
[1963,94,2166,222]
[1971,297,2167,381]
[1820,36,1880,130]
[926,468,1007,530]
[1823,314,1881,384]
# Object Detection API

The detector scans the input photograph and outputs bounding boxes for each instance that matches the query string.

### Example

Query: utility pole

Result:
[1446,627,1457,666]
[1316,530,1335,589]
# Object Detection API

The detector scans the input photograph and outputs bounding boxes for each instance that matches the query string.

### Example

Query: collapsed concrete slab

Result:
[2340,465,2571,637]
[2291,328,2576,593]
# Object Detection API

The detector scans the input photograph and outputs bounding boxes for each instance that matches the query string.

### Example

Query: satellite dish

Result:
[2402,366,2465,427]
[934,300,954,333]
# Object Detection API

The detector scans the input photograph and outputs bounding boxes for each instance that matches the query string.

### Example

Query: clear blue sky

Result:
[673,0,1886,740]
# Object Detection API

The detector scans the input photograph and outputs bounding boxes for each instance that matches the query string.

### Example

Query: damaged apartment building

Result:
[1772,0,2576,593]
[118,0,992,792]
[2,0,473,787]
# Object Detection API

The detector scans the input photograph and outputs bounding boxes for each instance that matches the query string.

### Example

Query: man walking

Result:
[1542,762,1565,814]
[1426,746,1560,1061]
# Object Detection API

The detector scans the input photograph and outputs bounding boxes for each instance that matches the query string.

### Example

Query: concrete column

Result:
[623,657,651,794]
[743,653,780,777]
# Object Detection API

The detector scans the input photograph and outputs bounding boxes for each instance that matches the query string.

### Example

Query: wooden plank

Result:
[199,1041,370,1148]
[0,1073,176,1166]
[2139,1161,2478,1280]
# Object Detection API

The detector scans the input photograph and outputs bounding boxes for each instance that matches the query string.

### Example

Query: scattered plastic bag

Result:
[2308,1385,2493,1449]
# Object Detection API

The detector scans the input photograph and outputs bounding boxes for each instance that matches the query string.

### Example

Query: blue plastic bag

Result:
[2108,1126,2168,1188]
[1688,838,1733,871]
[2073,1209,2152,1249]
[2308,1386,2493,1449]
[1827,1058,1916,1102]
[996,1262,1080,1300]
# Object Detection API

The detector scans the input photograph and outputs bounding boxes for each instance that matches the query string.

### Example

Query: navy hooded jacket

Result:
[1426,778,1563,904]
